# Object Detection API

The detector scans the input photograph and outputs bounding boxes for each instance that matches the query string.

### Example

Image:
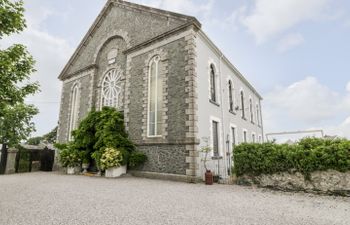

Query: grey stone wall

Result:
[57,72,92,143]
[137,145,187,175]
[66,3,186,75]
[237,170,350,196]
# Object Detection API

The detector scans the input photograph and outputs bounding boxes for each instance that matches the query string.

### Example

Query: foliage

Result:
[0,104,38,146]
[26,126,58,145]
[0,0,26,37]
[100,147,123,170]
[72,107,136,166]
[233,137,350,179]
[58,144,83,168]
[0,0,39,148]
[200,137,212,172]
[128,151,148,168]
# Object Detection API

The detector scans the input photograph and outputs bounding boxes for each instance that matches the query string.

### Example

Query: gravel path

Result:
[0,172,349,225]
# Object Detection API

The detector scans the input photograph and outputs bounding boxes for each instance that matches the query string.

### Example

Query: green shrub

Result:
[58,144,83,167]
[128,151,147,168]
[233,137,350,178]
[100,147,123,170]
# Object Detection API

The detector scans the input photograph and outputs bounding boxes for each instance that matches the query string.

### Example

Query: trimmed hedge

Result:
[233,138,350,178]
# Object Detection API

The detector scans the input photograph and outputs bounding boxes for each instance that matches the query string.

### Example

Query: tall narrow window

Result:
[243,130,247,143]
[228,80,234,112]
[252,134,255,143]
[231,127,236,146]
[147,56,163,137]
[69,84,80,140]
[210,64,216,102]
[240,91,245,119]
[249,98,254,123]
[256,104,260,126]
[212,121,219,156]
[101,69,122,108]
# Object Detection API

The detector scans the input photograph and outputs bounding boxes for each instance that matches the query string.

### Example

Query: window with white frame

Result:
[209,64,217,102]
[256,103,260,126]
[228,80,234,112]
[69,84,80,140]
[252,133,255,143]
[147,55,163,137]
[243,130,247,143]
[101,69,122,108]
[249,98,254,123]
[231,126,236,146]
[212,120,219,156]
[240,91,245,119]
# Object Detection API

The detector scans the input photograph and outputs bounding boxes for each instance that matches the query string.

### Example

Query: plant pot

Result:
[205,170,213,185]
[105,165,126,178]
[82,163,89,173]
[67,167,75,175]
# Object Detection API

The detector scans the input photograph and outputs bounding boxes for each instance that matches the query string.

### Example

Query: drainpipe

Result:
[218,54,228,179]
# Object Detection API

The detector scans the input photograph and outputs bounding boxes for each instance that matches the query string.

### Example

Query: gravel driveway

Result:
[0,172,349,225]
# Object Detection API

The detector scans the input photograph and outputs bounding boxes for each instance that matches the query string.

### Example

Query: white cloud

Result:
[263,77,350,138]
[277,33,304,52]
[236,0,331,43]
[346,81,350,92]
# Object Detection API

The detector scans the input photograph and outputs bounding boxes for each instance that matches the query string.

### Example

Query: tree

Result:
[0,0,40,173]
[26,126,58,145]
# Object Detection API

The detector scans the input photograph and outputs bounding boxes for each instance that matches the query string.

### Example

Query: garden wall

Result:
[237,170,350,196]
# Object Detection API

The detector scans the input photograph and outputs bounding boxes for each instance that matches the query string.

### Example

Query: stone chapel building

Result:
[57,0,263,182]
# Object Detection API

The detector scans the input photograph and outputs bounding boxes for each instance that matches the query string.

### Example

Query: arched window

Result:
[209,64,216,102]
[228,80,234,112]
[69,84,80,140]
[101,69,122,108]
[147,56,163,137]
[249,98,254,123]
[240,91,245,119]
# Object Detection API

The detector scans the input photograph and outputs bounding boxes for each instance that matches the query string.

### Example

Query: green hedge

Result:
[233,138,350,178]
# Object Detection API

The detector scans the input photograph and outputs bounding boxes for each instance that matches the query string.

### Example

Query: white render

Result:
[195,30,264,180]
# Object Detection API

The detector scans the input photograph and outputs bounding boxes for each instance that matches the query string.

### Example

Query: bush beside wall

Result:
[233,138,350,179]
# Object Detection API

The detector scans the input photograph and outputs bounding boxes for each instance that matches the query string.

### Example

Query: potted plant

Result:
[58,145,82,175]
[100,147,125,178]
[82,158,90,174]
[201,137,213,185]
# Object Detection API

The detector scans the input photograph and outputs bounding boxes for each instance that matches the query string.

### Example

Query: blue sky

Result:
[2,0,350,139]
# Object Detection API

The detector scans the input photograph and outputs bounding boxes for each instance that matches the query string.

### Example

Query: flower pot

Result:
[82,163,89,173]
[105,165,126,178]
[205,170,213,185]
[67,167,75,175]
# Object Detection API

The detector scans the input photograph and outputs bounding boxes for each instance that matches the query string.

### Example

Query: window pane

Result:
[212,121,219,156]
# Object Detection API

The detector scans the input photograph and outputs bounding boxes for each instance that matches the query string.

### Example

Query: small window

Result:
[243,130,247,143]
[231,127,236,146]
[107,48,118,64]
[228,80,234,112]
[249,98,254,123]
[252,133,255,143]
[212,121,219,156]
[256,104,260,126]
[240,91,245,119]
[258,135,262,143]
[209,64,216,102]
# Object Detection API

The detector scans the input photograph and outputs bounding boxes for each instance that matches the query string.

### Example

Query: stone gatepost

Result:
[5,148,18,174]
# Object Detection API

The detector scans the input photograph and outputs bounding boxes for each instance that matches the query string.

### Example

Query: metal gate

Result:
[15,147,55,173]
